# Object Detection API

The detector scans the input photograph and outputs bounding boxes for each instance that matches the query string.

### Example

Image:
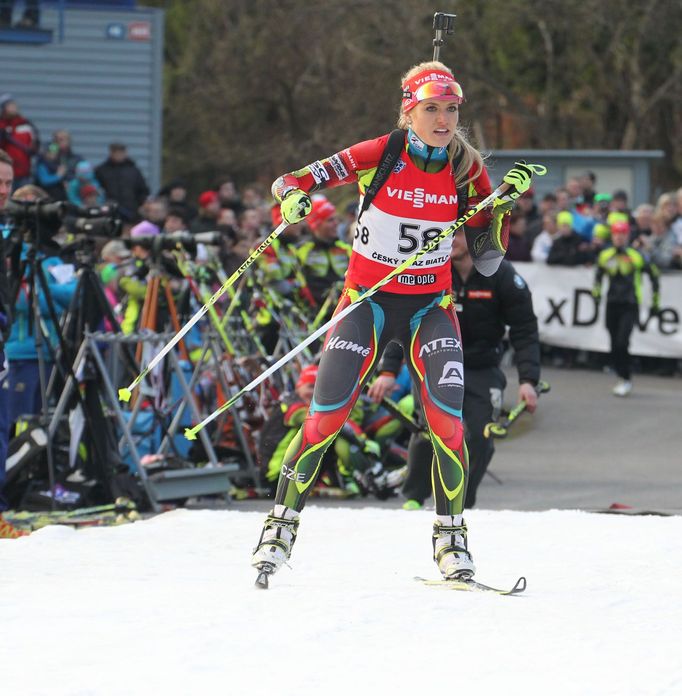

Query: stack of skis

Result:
[3,497,140,533]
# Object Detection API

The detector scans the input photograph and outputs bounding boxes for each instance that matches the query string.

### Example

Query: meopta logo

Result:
[418,337,462,357]
[324,335,371,357]
[437,360,464,386]
[387,186,457,209]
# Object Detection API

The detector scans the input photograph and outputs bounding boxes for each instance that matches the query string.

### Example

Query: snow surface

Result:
[1,507,681,696]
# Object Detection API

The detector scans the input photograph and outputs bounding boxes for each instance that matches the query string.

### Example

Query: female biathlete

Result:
[252,60,533,583]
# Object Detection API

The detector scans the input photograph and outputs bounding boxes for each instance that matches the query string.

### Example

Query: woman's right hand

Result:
[280,189,312,224]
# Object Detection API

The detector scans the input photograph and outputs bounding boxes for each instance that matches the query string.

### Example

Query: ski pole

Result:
[118,220,289,402]
[483,380,551,439]
[184,169,545,441]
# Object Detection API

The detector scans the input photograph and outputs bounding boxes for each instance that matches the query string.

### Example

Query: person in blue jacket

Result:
[6,248,77,427]
[66,160,105,208]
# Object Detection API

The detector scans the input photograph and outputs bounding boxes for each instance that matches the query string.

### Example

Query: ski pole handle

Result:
[483,380,550,439]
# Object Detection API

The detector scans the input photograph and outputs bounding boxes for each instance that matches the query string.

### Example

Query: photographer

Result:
[0,149,25,536]
[117,222,193,335]
[4,185,77,430]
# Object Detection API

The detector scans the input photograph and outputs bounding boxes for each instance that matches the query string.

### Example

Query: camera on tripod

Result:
[4,199,123,245]
[124,231,222,258]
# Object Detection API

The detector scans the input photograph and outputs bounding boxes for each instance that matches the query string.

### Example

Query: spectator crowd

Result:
[0,93,680,530]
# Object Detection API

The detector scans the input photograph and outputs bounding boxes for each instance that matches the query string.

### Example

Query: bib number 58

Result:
[398,223,443,254]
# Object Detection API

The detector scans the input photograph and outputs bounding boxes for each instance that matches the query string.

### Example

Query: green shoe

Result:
[343,479,361,497]
[402,499,423,511]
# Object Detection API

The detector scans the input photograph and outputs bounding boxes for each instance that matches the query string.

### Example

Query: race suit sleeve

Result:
[271,134,391,202]
[377,340,405,376]
[462,165,510,277]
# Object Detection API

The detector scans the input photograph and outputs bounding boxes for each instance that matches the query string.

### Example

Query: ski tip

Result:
[118,387,132,403]
[512,576,527,593]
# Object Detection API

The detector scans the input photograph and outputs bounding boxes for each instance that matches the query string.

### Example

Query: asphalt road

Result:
[473,365,682,512]
[208,365,681,514]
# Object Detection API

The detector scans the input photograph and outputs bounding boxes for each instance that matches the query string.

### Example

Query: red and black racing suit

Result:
[271,133,503,515]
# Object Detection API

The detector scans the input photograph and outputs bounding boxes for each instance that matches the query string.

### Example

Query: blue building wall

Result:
[0,3,164,191]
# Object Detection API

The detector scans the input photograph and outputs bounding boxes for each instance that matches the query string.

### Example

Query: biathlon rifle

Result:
[432,11,456,61]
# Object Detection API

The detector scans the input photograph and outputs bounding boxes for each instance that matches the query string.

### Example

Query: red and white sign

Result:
[128,22,151,41]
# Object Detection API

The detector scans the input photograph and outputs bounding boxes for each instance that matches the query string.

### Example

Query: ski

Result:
[414,575,527,596]
[4,509,140,532]
[7,497,136,522]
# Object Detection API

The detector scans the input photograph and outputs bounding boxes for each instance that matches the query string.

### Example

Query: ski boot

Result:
[432,515,475,580]
[251,505,300,588]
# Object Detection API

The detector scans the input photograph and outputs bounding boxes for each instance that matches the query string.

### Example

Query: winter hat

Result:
[101,239,131,260]
[296,364,318,389]
[198,190,219,208]
[307,197,337,231]
[610,220,630,235]
[556,211,574,227]
[79,184,98,199]
[130,220,160,238]
[0,93,14,111]
[607,211,629,227]
[75,161,94,178]
[593,223,611,242]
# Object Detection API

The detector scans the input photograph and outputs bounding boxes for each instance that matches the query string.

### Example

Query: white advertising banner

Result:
[514,263,682,358]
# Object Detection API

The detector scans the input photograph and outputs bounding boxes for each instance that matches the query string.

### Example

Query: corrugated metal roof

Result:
[0,5,164,191]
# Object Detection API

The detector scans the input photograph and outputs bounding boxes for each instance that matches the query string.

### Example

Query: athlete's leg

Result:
[614,305,638,381]
[274,287,388,511]
[400,293,475,579]
[252,288,388,575]
[402,294,468,516]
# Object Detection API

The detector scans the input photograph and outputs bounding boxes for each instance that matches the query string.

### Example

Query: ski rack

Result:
[48,331,242,511]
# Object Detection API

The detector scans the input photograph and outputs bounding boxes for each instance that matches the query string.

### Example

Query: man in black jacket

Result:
[547,211,594,266]
[95,143,149,223]
[369,231,541,508]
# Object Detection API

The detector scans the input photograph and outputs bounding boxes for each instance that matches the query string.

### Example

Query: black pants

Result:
[606,303,638,380]
[402,366,506,508]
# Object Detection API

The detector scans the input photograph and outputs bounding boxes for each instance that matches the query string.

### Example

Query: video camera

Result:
[123,231,223,256]
[4,199,123,243]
